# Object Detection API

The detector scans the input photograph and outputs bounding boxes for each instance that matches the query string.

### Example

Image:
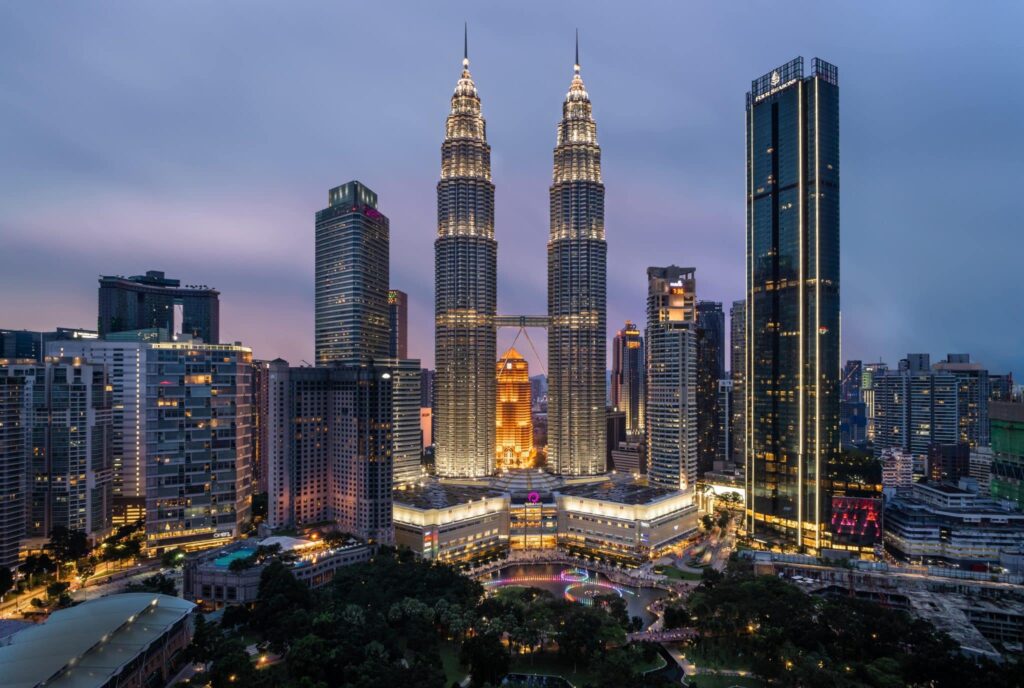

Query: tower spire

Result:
[463,22,469,68]
[574,29,580,74]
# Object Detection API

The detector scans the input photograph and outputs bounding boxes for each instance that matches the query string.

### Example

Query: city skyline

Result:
[2,4,1022,377]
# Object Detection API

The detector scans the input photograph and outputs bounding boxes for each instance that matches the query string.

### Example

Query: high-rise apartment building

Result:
[434,40,497,478]
[745,57,840,550]
[862,362,888,442]
[144,341,252,552]
[933,354,991,448]
[610,321,645,436]
[874,354,958,465]
[1,328,98,362]
[315,181,390,365]
[98,271,219,343]
[840,359,866,448]
[547,46,607,477]
[717,379,733,467]
[496,348,534,470]
[46,339,145,525]
[0,376,26,569]
[729,300,746,467]
[0,358,113,542]
[388,289,409,359]
[266,360,394,544]
[990,401,1024,510]
[696,301,725,476]
[646,266,698,492]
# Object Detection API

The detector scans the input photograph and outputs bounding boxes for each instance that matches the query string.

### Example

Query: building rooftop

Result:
[395,480,506,510]
[557,477,678,505]
[0,593,195,688]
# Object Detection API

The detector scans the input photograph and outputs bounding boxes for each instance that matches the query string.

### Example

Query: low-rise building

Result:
[182,535,373,609]
[0,593,194,688]
[884,482,1024,567]
[393,483,509,562]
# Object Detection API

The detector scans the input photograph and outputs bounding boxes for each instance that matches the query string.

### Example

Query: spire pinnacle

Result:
[574,29,579,74]
[463,22,469,69]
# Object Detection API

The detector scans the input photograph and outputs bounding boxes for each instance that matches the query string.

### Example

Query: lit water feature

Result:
[482,563,668,624]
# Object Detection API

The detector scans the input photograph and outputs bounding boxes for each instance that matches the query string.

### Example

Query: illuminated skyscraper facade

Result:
[745,58,840,550]
[646,267,698,491]
[611,322,645,437]
[315,181,390,365]
[496,348,534,469]
[434,40,497,478]
[548,47,607,476]
[729,299,746,467]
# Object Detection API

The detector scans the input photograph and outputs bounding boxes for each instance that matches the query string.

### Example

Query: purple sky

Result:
[1,2,1021,376]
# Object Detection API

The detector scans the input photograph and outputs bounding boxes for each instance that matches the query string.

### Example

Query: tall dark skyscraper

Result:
[388,289,408,359]
[98,271,219,343]
[745,57,840,551]
[548,40,607,476]
[315,181,390,365]
[434,35,497,477]
[696,301,725,476]
[0,376,26,569]
[611,321,645,436]
[729,299,746,467]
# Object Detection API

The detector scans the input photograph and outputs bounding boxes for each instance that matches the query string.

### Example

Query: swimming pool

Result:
[212,548,256,567]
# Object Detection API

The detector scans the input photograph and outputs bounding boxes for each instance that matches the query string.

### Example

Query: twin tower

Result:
[435,36,607,478]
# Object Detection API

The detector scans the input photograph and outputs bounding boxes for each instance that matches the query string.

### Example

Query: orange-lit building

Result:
[496,348,535,469]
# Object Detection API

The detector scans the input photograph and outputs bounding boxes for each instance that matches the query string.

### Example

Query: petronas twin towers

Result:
[435,33,607,478]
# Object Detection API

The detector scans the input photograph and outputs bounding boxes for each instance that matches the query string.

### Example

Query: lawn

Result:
[654,565,703,581]
[439,642,468,685]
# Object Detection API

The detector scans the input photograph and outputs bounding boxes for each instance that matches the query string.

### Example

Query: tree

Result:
[0,566,13,600]
[161,547,187,568]
[459,632,508,688]
[187,614,225,663]
[700,514,715,531]
[19,554,56,587]
[47,526,90,565]
[126,573,176,596]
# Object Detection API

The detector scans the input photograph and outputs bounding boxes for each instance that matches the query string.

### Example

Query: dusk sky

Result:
[2,2,1021,376]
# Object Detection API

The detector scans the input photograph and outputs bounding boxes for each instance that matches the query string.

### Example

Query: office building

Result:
[0,357,113,542]
[266,360,394,544]
[610,321,645,436]
[46,339,146,525]
[388,289,408,359]
[729,300,746,467]
[696,301,724,475]
[880,449,914,491]
[144,340,252,552]
[434,38,497,478]
[990,374,1015,402]
[611,439,646,476]
[933,354,991,449]
[0,376,26,569]
[970,447,995,493]
[646,266,698,492]
[745,57,840,550]
[840,360,866,447]
[547,44,607,476]
[874,354,959,467]
[99,271,218,343]
[390,358,423,487]
[314,181,390,365]
[861,361,887,442]
[606,408,626,470]
[990,401,1024,510]
[251,359,270,495]
[420,407,432,449]
[928,442,970,484]
[496,348,535,470]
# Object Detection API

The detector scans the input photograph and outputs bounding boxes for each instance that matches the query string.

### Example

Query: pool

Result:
[212,549,256,567]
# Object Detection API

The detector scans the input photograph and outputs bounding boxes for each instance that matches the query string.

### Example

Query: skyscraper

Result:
[0,376,26,569]
[98,271,219,343]
[388,289,409,359]
[696,301,725,476]
[745,58,840,550]
[434,33,497,478]
[646,266,698,492]
[496,348,534,470]
[933,354,991,448]
[266,360,394,543]
[390,358,423,487]
[729,300,746,467]
[874,354,959,465]
[610,321,645,436]
[1,357,113,541]
[548,39,607,476]
[144,341,252,552]
[315,181,390,365]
